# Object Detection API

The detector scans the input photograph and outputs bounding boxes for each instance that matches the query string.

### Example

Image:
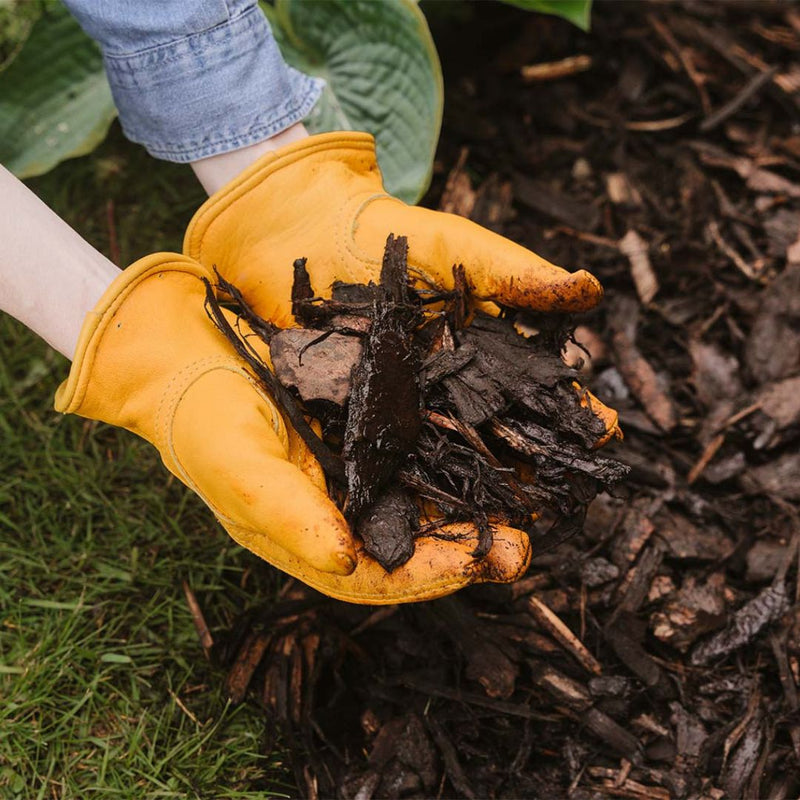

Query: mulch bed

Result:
[204,2,800,796]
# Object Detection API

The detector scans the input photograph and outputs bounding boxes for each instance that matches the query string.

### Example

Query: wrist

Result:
[190,123,310,195]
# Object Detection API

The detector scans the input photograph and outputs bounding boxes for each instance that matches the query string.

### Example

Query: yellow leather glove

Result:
[54,253,531,604]
[183,132,604,326]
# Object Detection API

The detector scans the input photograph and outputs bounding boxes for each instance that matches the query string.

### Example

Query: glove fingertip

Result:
[474,526,532,584]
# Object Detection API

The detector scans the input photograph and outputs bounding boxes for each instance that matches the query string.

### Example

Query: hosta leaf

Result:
[0,3,116,179]
[500,0,592,31]
[267,0,443,204]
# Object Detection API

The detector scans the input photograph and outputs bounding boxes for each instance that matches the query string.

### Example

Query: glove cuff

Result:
[183,131,381,268]
[55,253,212,415]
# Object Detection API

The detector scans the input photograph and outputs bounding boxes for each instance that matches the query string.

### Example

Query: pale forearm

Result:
[0,166,120,359]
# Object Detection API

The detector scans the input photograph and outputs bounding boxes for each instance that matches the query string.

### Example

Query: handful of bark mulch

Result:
[204,234,626,571]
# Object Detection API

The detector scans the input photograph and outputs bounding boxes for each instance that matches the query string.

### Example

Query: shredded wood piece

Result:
[528,595,602,675]
[619,230,658,304]
[182,580,213,656]
[521,54,592,82]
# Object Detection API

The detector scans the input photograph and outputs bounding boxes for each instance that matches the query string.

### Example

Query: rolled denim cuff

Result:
[100,3,323,163]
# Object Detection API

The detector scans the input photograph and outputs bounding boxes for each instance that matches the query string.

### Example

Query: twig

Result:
[572,107,695,132]
[553,226,620,250]
[521,54,592,83]
[182,580,213,657]
[426,717,477,800]
[527,595,602,676]
[225,631,272,704]
[167,687,202,726]
[647,14,711,114]
[399,676,554,720]
[687,432,725,484]
[701,66,779,131]
[718,401,762,431]
[707,220,761,280]
[350,606,398,636]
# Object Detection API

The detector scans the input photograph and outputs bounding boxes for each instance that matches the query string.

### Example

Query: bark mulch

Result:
[199,3,800,797]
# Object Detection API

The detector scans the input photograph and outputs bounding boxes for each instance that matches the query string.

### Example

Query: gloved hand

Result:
[183,132,604,326]
[55,253,532,604]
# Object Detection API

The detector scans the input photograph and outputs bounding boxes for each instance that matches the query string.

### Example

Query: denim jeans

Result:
[63,0,322,162]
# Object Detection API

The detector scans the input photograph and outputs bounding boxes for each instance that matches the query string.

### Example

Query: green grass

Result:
[0,127,293,798]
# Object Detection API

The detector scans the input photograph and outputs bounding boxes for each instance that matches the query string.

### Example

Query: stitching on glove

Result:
[336,191,384,281]
[188,134,376,262]
[343,193,441,291]
[157,358,288,522]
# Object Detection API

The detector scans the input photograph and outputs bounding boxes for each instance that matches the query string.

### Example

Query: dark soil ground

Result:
[214,3,800,797]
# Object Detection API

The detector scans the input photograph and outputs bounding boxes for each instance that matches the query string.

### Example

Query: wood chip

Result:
[687,432,725,484]
[691,582,790,665]
[609,298,678,432]
[527,595,602,675]
[438,146,476,218]
[521,54,592,82]
[619,230,658,304]
[514,173,601,231]
[650,573,728,651]
[606,173,643,207]
[182,580,213,656]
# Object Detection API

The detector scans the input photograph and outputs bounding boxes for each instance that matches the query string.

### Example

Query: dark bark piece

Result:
[422,341,478,387]
[426,717,477,800]
[442,362,508,426]
[370,714,438,796]
[722,711,765,800]
[224,631,271,704]
[691,582,790,665]
[582,707,643,764]
[356,487,417,572]
[290,257,328,328]
[430,596,519,699]
[605,613,674,699]
[744,451,800,501]
[650,573,728,652]
[491,417,628,484]
[746,540,789,583]
[754,375,800,432]
[379,233,412,305]
[331,280,381,305]
[654,510,734,561]
[744,263,800,384]
[514,173,601,231]
[449,263,469,330]
[343,239,422,517]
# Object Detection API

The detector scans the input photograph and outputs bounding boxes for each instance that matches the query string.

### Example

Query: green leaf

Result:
[0,0,45,71]
[0,3,116,179]
[267,0,443,204]
[500,0,592,31]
